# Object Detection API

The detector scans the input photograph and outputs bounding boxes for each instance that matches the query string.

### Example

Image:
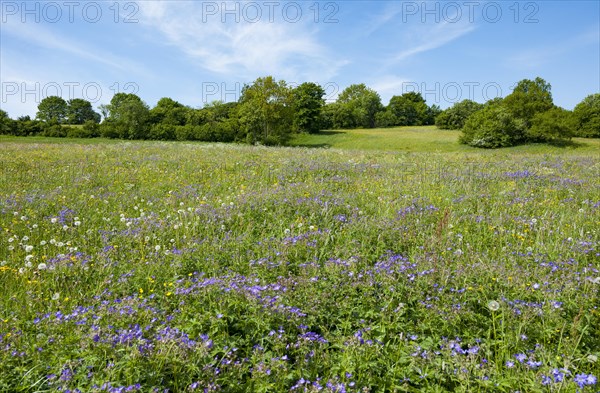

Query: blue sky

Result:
[1,1,598,118]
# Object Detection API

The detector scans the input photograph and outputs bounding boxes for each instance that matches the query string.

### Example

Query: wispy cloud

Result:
[392,21,476,62]
[2,23,149,76]
[136,2,347,82]
[505,26,600,70]
[363,2,404,36]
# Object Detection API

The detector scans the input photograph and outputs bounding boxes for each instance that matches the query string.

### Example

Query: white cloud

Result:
[363,2,404,36]
[392,21,476,62]
[1,22,149,76]
[136,2,347,82]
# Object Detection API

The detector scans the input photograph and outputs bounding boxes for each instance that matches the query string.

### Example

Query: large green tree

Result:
[573,93,600,137]
[293,82,325,134]
[336,84,382,128]
[237,76,294,145]
[66,98,101,124]
[36,96,68,123]
[503,77,553,127]
[147,97,189,140]
[101,93,150,139]
[386,95,418,126]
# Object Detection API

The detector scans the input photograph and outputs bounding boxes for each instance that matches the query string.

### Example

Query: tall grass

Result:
[0,138,598,392]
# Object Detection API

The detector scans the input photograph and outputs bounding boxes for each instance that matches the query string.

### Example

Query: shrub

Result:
[573,93,600,137]
[99,121,120,139]
[82,120,100,137]
[14,117,45,136]
[174,125,195,141]
[460,104,526,148]
[194,124,215,141]
[149,123,176,140]
[66,126,94,138]
[527,107,575,143]
[41,122,67,137]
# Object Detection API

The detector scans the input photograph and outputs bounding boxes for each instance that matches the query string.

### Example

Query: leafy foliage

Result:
[237,76,294,145]
[100,93,151,139]
[459,77,585,148]
[503,77,554,128]
[66,98,101,125]
[14,116,45,136]
[293,82,326,134]
[36,96,68,123]
[149,97,189,126]
[0,109,16,135]
[527,107,575,143]
[336,84,383,128]
[3,76,598,148]
[435,99,484,130]
[573,93,600,137]
[459,104,526,148]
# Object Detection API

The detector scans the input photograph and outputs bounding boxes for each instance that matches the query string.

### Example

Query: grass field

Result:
[289,126,600,154]
[0,131,599,392]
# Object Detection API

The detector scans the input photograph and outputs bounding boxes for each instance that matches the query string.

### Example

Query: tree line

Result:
[0,76,598,148]
[436,77,599,147]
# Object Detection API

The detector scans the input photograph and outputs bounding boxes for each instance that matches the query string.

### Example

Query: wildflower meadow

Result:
[0,140,598,392]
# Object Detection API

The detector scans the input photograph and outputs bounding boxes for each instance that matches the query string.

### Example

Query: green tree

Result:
[40,118,67,137]
[14,116,44,136]
[387,95,418,126]
[426,104,442,125]
[375,109,398,128]
[98,104,110,121]
[101,93,151,139]
[337,84,383,128]
[402,91,430,124]
[319,103,337,129]
[147,97,190,140]
[66,98,101,124]
[384,92,434,126]
[459,104,527,148]
[329,102,357,129]
[196,101,239,142]
[573,93,600,137]
[527,107,575,143]
[149,97,189,126]
[435,100,484,130]
[237,76,294,145]
[293,82,325,134]
[36,96,68,123]
[0,109,16,135]
[503,77,553,128]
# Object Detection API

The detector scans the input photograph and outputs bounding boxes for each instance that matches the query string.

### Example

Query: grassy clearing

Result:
[289,126,600,154]
[0,138,599,392]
